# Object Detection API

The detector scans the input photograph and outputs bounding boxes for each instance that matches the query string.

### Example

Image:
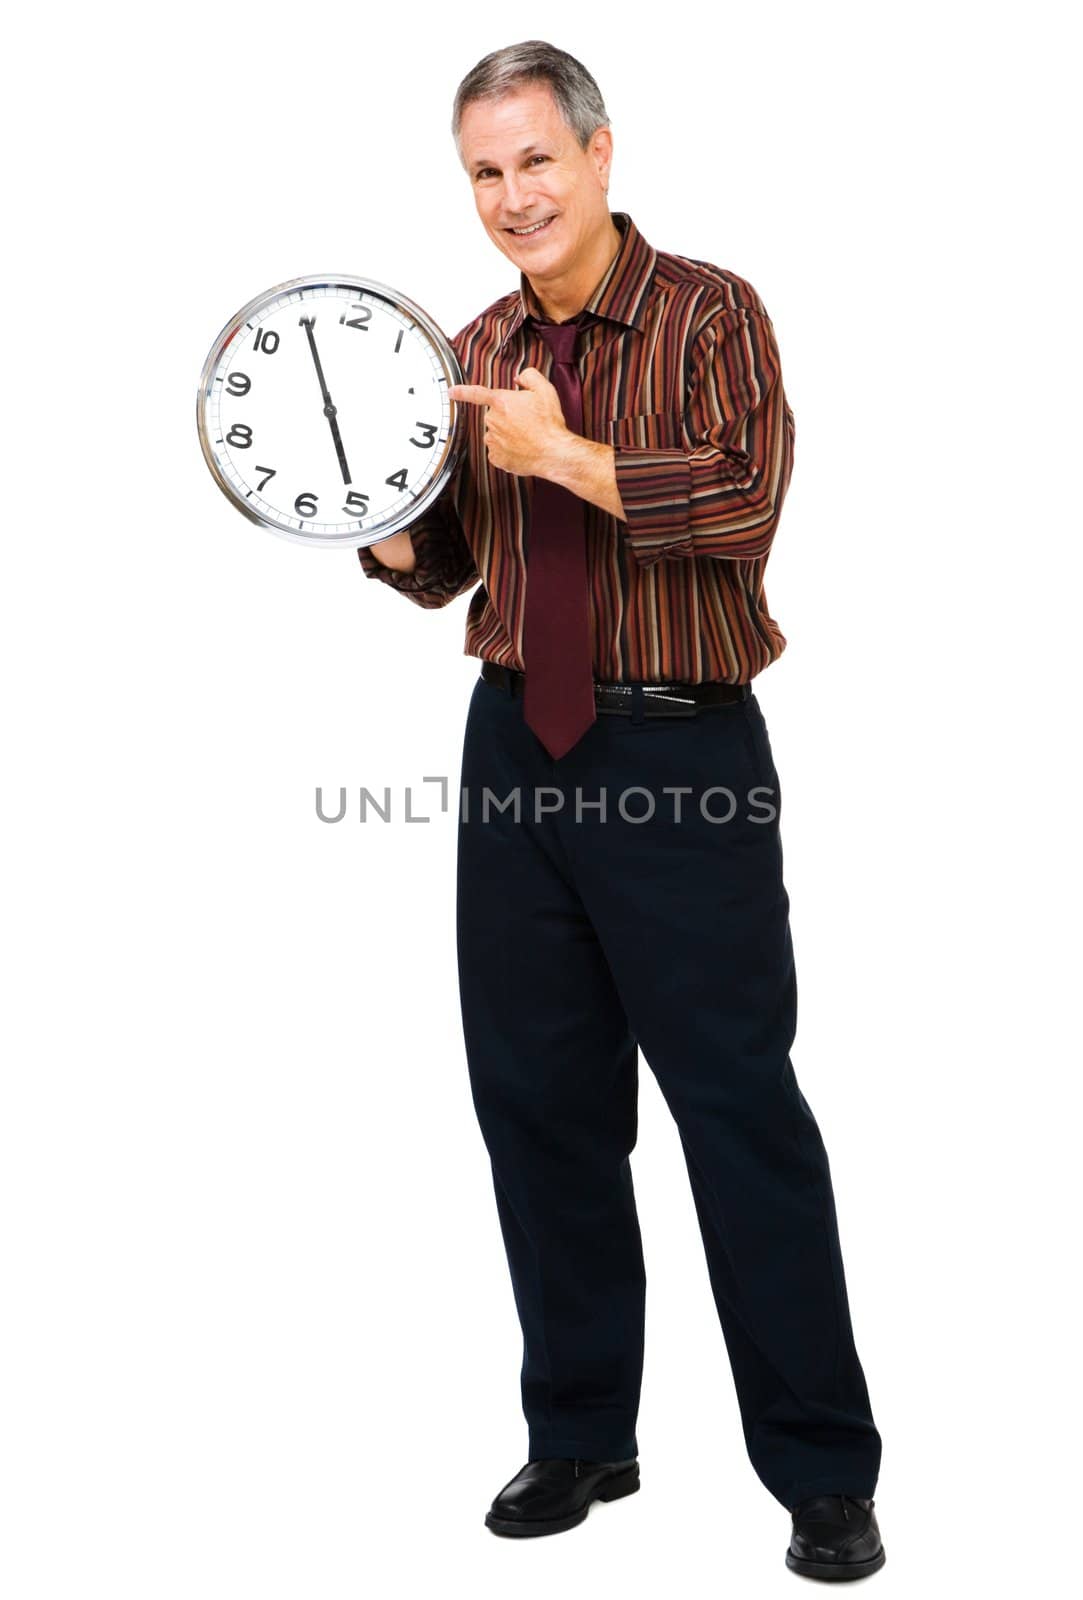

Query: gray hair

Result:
[451,40,611,166]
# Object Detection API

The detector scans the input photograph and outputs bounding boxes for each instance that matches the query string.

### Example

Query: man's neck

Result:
[529,215,622,324]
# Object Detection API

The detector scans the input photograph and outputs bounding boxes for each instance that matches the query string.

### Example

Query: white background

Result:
[2,2,1078,1594]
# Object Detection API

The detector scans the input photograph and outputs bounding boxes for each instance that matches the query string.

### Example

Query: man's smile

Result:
[505,213,558,237]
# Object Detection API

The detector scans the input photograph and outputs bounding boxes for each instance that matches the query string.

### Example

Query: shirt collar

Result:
[497,210,657,351]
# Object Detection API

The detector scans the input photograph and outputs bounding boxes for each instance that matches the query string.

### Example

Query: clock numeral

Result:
[253,327,280,354]
[344,491,370,517]
[385,468,409,493]
[295,492,318,518]
[255,466,276,492]
[341,302,373,331]
[394,329,404,354]
[409,421,438,449]
[226,371,251,397]
[226,422,253,449]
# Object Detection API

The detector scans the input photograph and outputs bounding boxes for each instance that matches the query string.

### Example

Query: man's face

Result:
[459,84,612,281]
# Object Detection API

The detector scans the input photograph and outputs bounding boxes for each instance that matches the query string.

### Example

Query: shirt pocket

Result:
[607,411,685,450]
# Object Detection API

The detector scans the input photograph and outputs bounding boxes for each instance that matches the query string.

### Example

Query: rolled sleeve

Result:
[613,306,795,566]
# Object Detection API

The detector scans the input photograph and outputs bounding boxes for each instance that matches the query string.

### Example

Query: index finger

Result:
[449,384,499,406]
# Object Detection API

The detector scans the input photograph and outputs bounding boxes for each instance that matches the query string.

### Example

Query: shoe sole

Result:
[484,1465,641,1538]
[785,1544,887,1581]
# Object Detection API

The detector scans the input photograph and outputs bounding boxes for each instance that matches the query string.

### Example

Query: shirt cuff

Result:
[612,448,696,564]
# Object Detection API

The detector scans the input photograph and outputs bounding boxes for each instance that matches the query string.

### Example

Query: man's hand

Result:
[366,528,417,572]
[448,369,568,478]
[449,369,628,520]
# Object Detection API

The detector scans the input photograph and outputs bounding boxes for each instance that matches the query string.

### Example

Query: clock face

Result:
[196,275,464,548]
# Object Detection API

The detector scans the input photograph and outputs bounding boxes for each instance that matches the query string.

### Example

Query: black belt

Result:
[480,660,750,716]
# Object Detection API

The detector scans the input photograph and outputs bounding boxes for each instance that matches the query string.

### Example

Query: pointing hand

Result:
[449,368,570,477]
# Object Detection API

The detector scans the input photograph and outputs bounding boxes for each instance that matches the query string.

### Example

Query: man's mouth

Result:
[505,214,557,238]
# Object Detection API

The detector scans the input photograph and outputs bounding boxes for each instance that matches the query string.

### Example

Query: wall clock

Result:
[196,274,464,549]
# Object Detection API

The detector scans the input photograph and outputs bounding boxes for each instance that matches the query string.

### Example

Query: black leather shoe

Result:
[484,1457,640,1537]
[786,1494,886,1581]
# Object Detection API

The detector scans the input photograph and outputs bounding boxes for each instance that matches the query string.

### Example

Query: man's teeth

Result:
[510,216,555,235]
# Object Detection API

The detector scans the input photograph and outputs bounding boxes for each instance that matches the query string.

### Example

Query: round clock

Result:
[196,273,465,549]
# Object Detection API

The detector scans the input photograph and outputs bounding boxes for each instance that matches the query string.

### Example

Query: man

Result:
[360,40,886,1581]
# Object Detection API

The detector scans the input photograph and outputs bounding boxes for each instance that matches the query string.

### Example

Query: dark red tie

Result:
[522,314,597,760]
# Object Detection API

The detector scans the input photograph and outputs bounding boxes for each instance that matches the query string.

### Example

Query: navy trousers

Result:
[455,667,882,1510]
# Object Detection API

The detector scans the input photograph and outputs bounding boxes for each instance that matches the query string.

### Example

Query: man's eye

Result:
[476,156,549,181]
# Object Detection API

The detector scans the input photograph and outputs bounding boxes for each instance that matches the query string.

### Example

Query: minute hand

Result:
[300,315,353,486]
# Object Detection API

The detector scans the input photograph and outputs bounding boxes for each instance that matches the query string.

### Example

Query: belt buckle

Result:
[593,682,633,715]
[641,685,698,718]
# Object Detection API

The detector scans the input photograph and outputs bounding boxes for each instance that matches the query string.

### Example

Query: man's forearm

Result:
[543,435,627,521]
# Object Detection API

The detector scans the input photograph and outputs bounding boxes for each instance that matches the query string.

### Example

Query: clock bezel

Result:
[196,272,466,550]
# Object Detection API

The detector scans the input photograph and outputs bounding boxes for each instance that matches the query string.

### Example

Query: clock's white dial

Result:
[196,275,464,548]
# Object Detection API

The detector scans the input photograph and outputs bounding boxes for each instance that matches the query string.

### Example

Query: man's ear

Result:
[591,125,614,187]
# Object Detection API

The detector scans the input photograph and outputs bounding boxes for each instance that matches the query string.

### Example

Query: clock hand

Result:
[300,315,353,486]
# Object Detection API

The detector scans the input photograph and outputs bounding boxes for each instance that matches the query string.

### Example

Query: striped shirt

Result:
[357,210,795,684]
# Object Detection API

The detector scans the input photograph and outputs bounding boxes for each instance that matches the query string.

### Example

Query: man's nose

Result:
[501,173,539,215]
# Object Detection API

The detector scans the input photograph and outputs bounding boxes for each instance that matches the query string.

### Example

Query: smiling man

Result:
[360,39,886,1580]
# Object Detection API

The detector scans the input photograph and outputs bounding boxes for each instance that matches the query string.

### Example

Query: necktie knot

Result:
[533,315,586,366]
